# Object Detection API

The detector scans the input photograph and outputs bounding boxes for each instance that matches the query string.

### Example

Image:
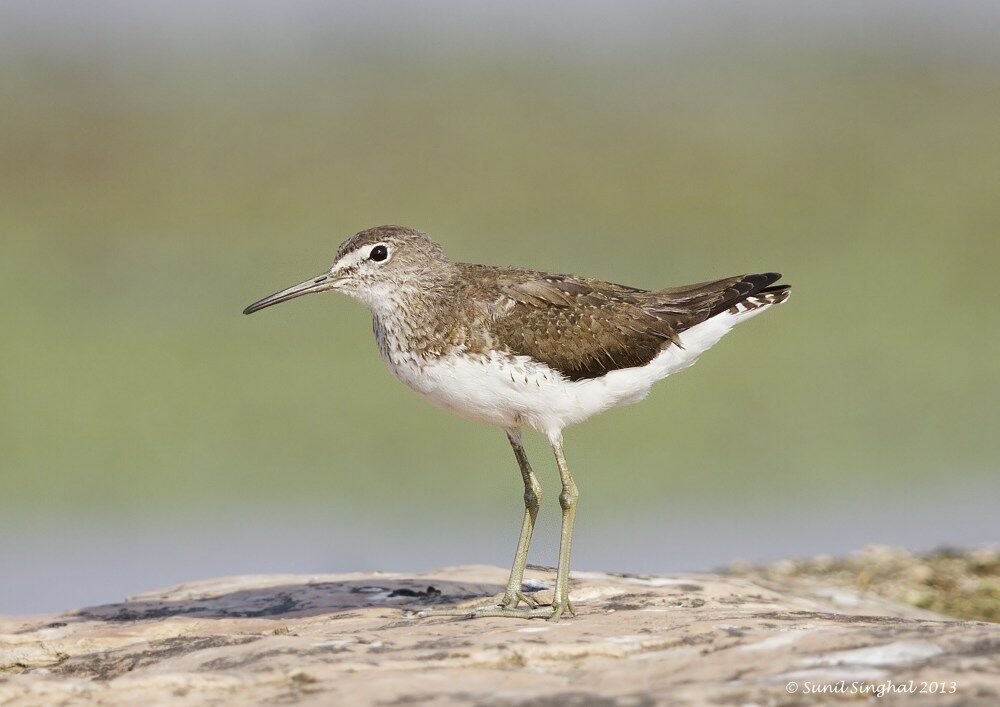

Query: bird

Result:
[243,225,790,621]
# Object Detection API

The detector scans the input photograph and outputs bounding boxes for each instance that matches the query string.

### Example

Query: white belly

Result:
[384,351,620,437]
[379,301,775,442]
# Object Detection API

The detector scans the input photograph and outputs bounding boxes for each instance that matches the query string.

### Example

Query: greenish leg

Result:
[548,436,578,621]
[499,429,543,609]
[417,429,550,619]
[418,433,579,621]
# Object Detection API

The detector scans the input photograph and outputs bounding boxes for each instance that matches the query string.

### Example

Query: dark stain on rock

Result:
[13,621,68,635]
[752,610,922,625]
[228,593,300,618]
[325,611,362,621]
[348,585,443,599]
[676,584,703,592]
[201,648,291,671]
[603,592,660,612]
[78,605,211,622]
[418,650,471,662]
[137,594,295,620]
[350,585,441,599]
[53,635,261,681]
[956,637,1000,657]
[411,637,475,651]
[306,644,354,656]
[389,586,442,599]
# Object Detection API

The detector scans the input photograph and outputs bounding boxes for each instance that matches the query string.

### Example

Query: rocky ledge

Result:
[1,560,998,705]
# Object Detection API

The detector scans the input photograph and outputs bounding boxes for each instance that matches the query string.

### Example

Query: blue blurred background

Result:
[1,1,998,614]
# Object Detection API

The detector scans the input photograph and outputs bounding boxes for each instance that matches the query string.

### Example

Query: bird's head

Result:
[243,225,447,315]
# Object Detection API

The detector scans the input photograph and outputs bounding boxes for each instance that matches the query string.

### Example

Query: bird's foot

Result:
[506,590,540,609]
[415,594,573,621]
[428,604,553,620]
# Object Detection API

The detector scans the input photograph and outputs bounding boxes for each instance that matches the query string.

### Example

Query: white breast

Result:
[375,300,779,443]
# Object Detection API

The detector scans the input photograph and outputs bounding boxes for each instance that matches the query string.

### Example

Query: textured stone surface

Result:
[2,564,998,705]
[730,545,1000,623]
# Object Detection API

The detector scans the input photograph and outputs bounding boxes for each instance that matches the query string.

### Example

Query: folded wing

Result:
[489,272,784,381]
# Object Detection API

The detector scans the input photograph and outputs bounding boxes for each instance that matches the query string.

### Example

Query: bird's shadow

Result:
[27,577,506,629]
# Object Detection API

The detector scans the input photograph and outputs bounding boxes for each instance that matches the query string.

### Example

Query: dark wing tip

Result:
[746,272,782,288]
[759,283,791,293]
[706,272,787,318]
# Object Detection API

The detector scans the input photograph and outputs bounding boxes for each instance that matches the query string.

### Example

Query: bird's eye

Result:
[369,245,388,262]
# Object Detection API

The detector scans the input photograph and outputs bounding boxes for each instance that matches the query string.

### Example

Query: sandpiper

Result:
[244,225,790,620]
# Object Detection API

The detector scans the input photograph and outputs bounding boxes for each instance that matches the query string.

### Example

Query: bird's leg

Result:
[499,429,542,609]
[548,437,578,621]
[417,435,579,622]
[416,430,550,619]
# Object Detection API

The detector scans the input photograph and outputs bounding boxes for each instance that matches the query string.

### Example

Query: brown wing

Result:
[488,272,782,381]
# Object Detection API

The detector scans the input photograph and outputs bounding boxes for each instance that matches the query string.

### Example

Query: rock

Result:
[1,564,998,705]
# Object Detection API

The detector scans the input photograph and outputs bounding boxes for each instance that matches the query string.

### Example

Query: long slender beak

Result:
[243,274,336,315]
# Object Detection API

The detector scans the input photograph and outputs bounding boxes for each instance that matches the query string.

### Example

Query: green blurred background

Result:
[1,1,998,613]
